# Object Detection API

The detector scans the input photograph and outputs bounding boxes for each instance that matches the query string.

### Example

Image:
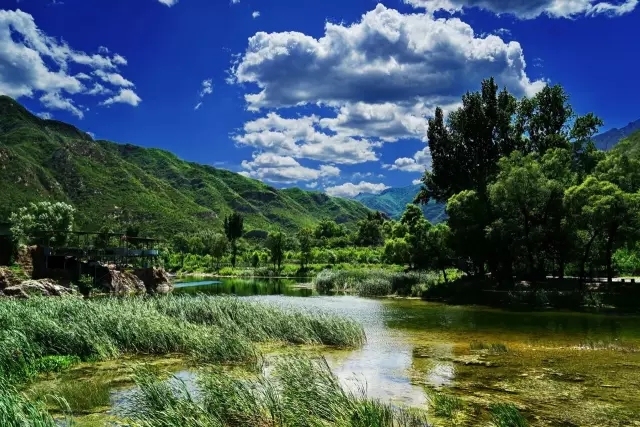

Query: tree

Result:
[400,204,424,233]
[251,251,260,268]
[383,238,410,265]
[224,212,244,268]
[406,217,432,270]
[314,219,345,239]
[209,233,228,270]
[565,177,640,284]
[426,223,453,282]
[355,217,383,247]
[266,231,286,272]
[9,201,75,246]
[446,190,488,276]
[297,228,314,270]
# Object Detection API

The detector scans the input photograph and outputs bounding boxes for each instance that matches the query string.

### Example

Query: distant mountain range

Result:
[355,185,447,223]
[593,118,640,151]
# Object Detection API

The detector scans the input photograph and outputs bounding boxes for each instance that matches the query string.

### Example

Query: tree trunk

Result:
[580,233,597,290]
[442,267,448,284]
[605,227,618,284]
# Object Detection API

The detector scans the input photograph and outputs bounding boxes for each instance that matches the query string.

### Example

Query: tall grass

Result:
[490,403,528,427]
[0,383,68,427]
[129,356,430,427]
[0,296,365,383]
[313,269,463,297]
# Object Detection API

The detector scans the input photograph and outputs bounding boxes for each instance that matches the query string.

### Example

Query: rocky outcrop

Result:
[134,267,173,294]
[96,268,146,295]
[0,266,21,289]
[1,278,77,298]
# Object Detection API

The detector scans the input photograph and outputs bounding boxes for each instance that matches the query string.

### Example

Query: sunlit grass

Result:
[429,391,463,418]
[490,403,528,427]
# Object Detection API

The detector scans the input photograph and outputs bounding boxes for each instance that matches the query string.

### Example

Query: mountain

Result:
[607,130,640,158]
[355,185,447,223]
[0,96,371,236]
[593,119,640,151]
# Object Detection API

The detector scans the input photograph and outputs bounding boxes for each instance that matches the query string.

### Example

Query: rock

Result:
[0,266,21,289]
[97,269,146,295]
[0,278,77,298]
[133,267,173,294]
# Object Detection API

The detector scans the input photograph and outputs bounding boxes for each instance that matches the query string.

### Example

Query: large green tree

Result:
[266,231,286,272]
[10,201,75,246]
[224,212,244,268]
[297,228,314,270]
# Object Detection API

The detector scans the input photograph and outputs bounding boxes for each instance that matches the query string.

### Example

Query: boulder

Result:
[0,278,77,298]
[134,267,173,294]
[97,269,146,295]
[0,266,21,290]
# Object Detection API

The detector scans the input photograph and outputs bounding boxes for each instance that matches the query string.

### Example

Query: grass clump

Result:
[490,403,528,427]
[429,392,463,418]
[0,383,67,427]
[129,356,430,427]
[0,295,365,384]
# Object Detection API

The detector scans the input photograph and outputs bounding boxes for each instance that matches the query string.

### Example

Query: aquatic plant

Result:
[129,356,430,427]
[490,403,528,427]
[30,378,111,414]
[0,296,365,384]
[429,392,463,418]
[0,383,68,427]
[469,341,509,354]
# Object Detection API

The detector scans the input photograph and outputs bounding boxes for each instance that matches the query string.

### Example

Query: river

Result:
[33,277,640,426]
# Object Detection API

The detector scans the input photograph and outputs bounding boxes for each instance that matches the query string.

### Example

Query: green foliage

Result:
[490,403,528,427]
[9,201,75,246]
[0,383,64,427]
[355,184,447,223]
[266,230,286,271]
[129,356,428,427]
[429,392,463,418]
[0,96,371,235]
[297,227,313,269]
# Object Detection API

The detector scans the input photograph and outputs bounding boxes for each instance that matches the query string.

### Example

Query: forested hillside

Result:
[354,185,446,223]
[0,96,371,235]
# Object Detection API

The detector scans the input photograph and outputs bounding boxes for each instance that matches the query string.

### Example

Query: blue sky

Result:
[1,0,639,197]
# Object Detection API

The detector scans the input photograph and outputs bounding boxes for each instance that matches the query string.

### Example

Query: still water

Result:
[38,278,640,426]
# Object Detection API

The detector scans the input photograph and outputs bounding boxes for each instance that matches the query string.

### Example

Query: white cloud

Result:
[325,181,390,198]
[101,89,142,106]
[412,178,422,185]
[0,9,138,116]
[194,102,203,111]
[231,0,240,3]
[352,172,373,179]
[199,79,213,97]
[36,111,53,120]
[240,153,340,184]
[86,83,112,96]
[157,0,179,6]
[231,4,543,111]
[306,182,318,189]
[94,70,134,87]
[252,11,260,18]
[385,146,432,172]
[404,0,638,19]
[234,112,378,164]
[40,91,83,118]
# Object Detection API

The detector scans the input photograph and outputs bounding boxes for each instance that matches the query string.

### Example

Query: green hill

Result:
[354,185,447,223]
[0,96,371,236]
[593,119,640,151]
[609,130,640,158]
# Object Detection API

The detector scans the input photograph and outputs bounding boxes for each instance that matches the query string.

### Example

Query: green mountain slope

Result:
[355,185,446,223]
[609,130,640,158]
[0,96,371,235]
[593,119,640,151]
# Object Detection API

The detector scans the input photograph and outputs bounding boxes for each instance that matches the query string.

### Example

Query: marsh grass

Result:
[490,403,528,427]
[429,392,463,418]
[129,356,430,427]
[0,296,365,384]
[470,341,509,354]
[0,383,69,427]
[32,378,111,414]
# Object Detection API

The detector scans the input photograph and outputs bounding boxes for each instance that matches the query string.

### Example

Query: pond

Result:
[30,278,640,426]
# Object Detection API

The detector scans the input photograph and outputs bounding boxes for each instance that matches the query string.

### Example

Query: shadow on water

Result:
[35,279,640,426]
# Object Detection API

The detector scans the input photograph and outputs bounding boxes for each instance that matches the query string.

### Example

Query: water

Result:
[38,278,640,426]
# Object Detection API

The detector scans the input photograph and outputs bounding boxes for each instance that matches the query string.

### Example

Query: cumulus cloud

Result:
[252,11,261,18]
[412,178,422,185]
[404,0,638,19]
[240,153,340,184]
[230,3,547,186]
[325,181,390,198]
[231,4,543,111]
[101,89,142,106]
[0,9,139,116]
[93,70,134,87]
[385,146,432,172]
[194,78,213,109]
[157,0,179,6]
[36,111,53,120]
[234,113,378,164]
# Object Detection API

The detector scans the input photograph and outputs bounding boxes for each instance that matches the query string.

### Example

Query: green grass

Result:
[0,383,68,427]
[31,378,111,414]
[490,403,528,427]
[129,356,430,427]
[0,296,365,383]
[429,392,463,418]
[313,268,464,297]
